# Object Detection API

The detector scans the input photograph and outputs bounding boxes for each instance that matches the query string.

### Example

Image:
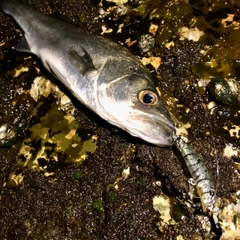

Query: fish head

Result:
[97,74,175,147]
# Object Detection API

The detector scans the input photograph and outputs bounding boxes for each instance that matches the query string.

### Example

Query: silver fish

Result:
[0,0,175,147]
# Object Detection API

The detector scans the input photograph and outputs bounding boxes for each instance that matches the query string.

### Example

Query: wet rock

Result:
[0,123,16,147]
[208,78,240,105]
[0,118,27,147]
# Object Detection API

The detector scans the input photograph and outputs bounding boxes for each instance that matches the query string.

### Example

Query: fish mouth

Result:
[127,113,175,147]
[96,99,175,146]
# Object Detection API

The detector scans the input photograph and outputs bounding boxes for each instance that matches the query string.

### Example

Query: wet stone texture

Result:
[1,0,240,239]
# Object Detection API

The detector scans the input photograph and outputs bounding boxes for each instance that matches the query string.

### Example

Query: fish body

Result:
[0,0,175,146]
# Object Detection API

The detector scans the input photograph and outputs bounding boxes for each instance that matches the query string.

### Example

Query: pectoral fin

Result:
[13,36,31,52]
[68,47,96,76]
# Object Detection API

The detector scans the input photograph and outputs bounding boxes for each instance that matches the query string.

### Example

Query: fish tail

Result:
[0,0,35,19]
[0,0,41,36]
[1,0,23,11]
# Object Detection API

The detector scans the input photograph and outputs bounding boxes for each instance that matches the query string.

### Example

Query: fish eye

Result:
[138,90,158,106]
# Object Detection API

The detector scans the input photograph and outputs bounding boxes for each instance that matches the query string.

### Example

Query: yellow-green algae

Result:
[129,0,240,79]
[191,1,240,79]
[153,194,176,227]
[132,1,193,52]
[4,63,98,183]
[18,101,97,174]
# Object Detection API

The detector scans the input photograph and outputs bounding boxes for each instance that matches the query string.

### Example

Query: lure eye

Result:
[138,90,158,106]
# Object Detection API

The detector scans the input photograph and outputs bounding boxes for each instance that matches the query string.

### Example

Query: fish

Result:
[0,0,175,147]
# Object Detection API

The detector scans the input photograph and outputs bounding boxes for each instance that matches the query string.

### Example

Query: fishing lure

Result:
[174,136,216,213]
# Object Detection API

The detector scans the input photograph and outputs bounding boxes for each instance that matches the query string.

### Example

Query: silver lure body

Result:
[1,0,175,146]
[175,137,215,213]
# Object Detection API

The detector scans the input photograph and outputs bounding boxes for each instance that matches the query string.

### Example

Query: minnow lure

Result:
[174,136,216,213]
